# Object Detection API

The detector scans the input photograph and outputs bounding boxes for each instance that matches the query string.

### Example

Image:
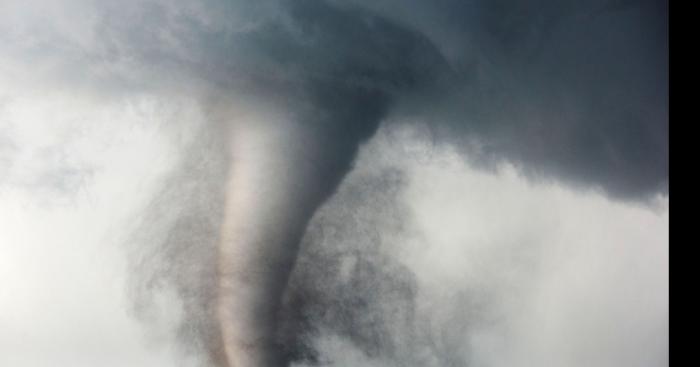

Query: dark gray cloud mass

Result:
[69,0,667,199]
[62,0,665,365]
[347,0,668,199]
[9,0,665,197]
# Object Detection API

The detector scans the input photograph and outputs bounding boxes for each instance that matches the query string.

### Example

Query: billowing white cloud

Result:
[0,88,205,367]
[288,125,668,367]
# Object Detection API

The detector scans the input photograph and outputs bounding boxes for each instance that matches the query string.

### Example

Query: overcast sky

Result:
[0,1,667,366]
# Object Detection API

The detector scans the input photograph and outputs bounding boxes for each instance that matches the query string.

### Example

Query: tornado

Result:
[209,2,447,365]
[215,90,383,366]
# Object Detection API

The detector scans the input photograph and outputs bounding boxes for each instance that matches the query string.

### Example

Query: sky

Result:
[0,1,667,366]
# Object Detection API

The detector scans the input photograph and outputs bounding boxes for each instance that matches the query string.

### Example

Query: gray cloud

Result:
[281,125,668,366]
[366,0,668,200]
[2,0,667,198]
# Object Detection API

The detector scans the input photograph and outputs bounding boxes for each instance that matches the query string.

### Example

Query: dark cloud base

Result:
[119,0,667,201]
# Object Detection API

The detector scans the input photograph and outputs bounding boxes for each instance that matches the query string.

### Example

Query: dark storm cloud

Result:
[197,0,667,200]
[347,0,668,200]
[14,0,665,198]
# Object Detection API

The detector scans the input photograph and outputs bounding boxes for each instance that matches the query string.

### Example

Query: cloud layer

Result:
[1,0,668,200]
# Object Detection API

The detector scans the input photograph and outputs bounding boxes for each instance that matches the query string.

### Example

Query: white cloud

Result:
[0,88,205,367]
[297,125,668,367]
